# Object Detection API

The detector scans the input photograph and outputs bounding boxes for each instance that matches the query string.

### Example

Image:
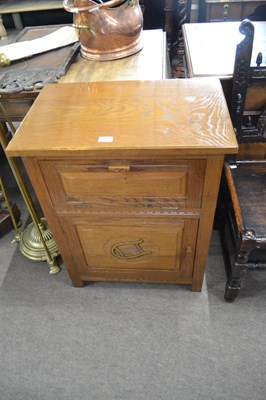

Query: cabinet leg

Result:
[191,280,203,292]
[72,279,84,288]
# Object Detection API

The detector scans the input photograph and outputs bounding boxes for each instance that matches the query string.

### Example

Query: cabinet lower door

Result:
[59,215,199,285]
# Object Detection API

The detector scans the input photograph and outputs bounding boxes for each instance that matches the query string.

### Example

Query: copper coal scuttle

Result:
[63,0,144,61]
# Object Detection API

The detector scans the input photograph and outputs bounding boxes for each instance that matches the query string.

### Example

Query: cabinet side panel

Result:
[192,155,224,291]
[22,157,83,287]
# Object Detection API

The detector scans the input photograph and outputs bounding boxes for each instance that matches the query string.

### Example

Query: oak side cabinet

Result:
[6,79,238,290]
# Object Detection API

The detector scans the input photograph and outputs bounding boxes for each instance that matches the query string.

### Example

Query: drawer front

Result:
[41,159,206,212]
[208,3,241,21]
[59,214,199,284]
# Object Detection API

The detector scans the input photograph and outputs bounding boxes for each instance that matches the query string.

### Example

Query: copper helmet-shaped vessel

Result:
[63,0,144,61]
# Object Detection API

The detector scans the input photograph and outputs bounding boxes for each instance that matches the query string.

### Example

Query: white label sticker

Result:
[98,136,114,143]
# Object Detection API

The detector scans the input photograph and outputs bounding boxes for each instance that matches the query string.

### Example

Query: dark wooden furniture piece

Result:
[162,0,192,77]
[218,20,266,301]
[199,0,266,22]
[183,19,266,300]
[220,162,266,301]
[6,79,237,289]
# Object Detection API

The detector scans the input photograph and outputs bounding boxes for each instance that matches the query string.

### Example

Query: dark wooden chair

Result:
[219,19,266,301]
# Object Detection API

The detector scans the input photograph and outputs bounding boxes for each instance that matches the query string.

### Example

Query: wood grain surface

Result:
[6,78,238,157]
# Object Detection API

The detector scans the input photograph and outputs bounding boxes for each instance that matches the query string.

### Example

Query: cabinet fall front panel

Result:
[40,159,206,212]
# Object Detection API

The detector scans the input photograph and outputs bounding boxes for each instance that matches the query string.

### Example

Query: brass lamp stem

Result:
[0,121,60,274]
[0,103,16,134]
[0,176,21,242]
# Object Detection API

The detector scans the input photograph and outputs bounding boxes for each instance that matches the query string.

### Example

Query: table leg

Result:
[12,13,24,30]
[0,14,7,40]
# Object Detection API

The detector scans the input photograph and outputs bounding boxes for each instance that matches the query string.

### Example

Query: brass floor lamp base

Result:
[0,110,61,276]
[20,217,61,275]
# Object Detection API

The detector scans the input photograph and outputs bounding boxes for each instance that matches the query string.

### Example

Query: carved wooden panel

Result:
[59,214,199,283]
[230,19,266,143]
[0,25,79,94]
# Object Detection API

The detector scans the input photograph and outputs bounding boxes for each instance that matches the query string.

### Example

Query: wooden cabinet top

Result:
[6,79,238,158]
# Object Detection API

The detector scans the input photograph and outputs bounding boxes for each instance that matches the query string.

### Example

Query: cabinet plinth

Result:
[6,79,238,290]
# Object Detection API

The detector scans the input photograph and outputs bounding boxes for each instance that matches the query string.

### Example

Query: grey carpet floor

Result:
[0,144,265,400]
[0,184,266,400]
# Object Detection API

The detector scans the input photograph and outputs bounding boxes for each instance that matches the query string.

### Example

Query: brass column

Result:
[0,117,60,275]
